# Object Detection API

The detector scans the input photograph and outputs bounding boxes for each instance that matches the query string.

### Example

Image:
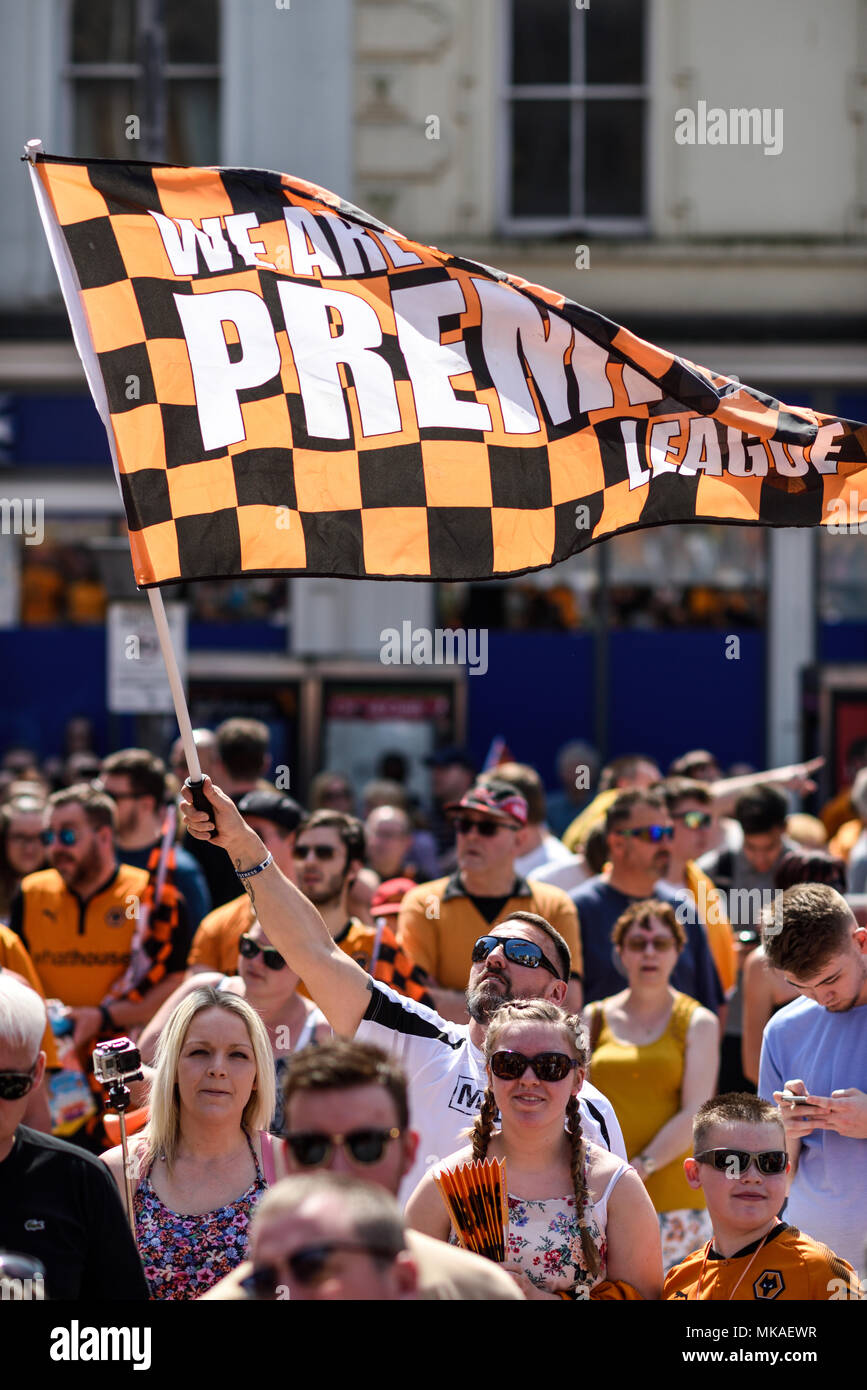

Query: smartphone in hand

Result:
[780,1090,821,1106]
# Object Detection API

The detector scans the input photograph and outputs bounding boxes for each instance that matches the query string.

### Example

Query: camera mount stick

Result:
[107,1079,137,1229]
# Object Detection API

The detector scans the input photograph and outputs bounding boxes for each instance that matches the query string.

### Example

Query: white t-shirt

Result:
[356,980,627,1205]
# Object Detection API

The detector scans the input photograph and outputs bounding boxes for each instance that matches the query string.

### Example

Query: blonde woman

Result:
[102,987,276,1300]
[405,1000,661,1300]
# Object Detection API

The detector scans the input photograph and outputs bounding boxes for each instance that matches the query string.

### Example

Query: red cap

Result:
[444,780,528,827]
[371,877,416,914]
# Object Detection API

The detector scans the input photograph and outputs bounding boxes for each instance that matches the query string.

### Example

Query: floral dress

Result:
[134,1129,267,1300]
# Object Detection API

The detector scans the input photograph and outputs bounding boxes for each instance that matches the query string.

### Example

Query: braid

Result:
[471,1088,498,1162]
[566,1094,600,1279]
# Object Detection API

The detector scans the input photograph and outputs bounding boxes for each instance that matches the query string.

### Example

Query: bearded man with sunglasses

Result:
[180,778,625,1204]
[664,1094,856,1299]
[569,790,724,1015]
[8,785,188,1067]
[0,973,148,1299]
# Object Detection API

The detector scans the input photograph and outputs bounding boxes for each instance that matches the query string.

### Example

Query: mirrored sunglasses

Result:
[674,810,713,830]
[471,935,562,979]
[618,825,674,843]
[40,827,79,846]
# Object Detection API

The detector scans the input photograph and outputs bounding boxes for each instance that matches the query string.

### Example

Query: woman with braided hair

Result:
[405,999,661,1299]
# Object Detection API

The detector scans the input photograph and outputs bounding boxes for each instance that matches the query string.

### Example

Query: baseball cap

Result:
[444,779,528,826]
[238,790,304,834]
[371,877,416,915]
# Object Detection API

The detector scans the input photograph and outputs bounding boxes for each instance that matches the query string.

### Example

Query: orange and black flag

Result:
[28,151,867,586]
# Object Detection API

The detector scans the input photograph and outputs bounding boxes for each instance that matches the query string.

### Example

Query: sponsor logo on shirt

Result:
[104,907,127,928]
[448,1074,485,1115]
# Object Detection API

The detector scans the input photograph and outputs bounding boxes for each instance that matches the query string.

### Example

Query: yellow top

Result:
[587,991,704,1214]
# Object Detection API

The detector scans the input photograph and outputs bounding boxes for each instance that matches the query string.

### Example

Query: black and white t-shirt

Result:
[356,981,627,1204]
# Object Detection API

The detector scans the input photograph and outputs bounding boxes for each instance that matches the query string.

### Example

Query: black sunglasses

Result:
[490,1050,578,1083]
[40,827,78,847]
[694,1148,788,1177]
[284,1127,402,1167]
[472,934,562,980]
[293,844,337,861]
[453,817,503,838]
[241,1242,400,1297]
[0,1064,38,1101]
[238,934,286,971]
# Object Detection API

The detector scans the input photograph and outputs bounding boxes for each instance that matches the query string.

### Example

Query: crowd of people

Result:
[1,720,865,1302]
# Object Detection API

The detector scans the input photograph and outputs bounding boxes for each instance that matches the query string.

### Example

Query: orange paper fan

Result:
[433,1158,509,1262]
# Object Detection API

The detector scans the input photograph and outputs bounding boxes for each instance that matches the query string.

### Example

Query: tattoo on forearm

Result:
[234,857,257,909]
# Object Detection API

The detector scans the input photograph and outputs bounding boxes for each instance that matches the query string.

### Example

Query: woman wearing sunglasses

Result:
[584,899,719,1273]
[405,999,662,1299]
[102,986,277,1299]
[137,919,330,1134]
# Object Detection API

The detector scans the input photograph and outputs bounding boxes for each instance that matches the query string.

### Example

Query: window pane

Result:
[820,532,867,621]
[511,0,570,85]
[511,100,570,217]
[71,0,136,63]
[585,99,643,216]
[167,80,220,165]
[167,0,220,63]
[73,80,138,159]
[585,0,644,85]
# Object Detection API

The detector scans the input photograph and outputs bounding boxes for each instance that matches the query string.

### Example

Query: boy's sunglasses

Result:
[284,1127,402,1167]
[241,1242,399,1296]
[490,1050,578,1083]
[40,828,79,847]
[617,825,674,843]
[672,810,713,830]
[471,935,562,980]
[293,844,337,861]
[694,1148,788,1177]
[238,934,286,971]
[0,1065,38,1101]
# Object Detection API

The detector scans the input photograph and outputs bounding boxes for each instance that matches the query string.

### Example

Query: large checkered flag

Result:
[28,144,867,590]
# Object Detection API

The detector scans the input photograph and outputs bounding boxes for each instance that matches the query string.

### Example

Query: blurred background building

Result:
[0,0,865,799]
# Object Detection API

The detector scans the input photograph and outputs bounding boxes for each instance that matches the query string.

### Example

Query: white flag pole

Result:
[25,140,209,809]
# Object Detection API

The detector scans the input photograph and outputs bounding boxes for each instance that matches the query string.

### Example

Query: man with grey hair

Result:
[0,973,147,1300]
[241,1172,418,1301]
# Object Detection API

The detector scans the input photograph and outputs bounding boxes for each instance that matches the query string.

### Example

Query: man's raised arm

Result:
[180,777,371,1035]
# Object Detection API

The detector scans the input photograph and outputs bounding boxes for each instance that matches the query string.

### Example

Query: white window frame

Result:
[499,0,652,237]
[61,0,221,162]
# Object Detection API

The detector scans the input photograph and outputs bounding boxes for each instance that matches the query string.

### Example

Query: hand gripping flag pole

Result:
[25,139,210,816]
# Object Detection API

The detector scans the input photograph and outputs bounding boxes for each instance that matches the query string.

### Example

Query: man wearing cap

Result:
[396,779,583,1020]
[186,790,303,974]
